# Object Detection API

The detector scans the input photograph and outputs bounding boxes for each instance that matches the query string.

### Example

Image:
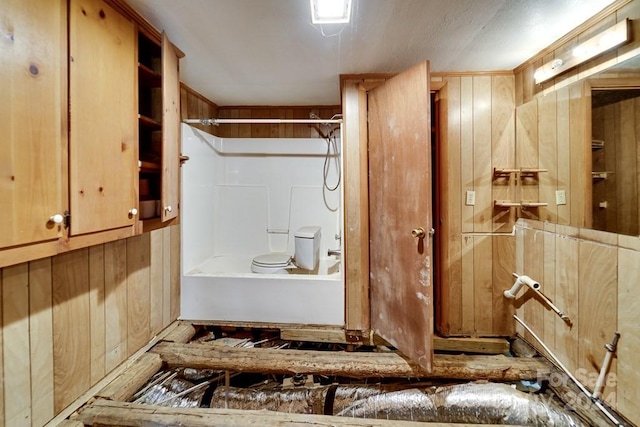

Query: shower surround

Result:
[180,124,344,325]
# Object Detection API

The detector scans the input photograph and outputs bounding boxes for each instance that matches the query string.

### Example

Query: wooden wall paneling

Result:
[522,227,545,345]
[170,225,181,321]
[617,247,640,422]
[126,234,151,357]
[617,98,638,235]
[342,81,370,333]
[473,76,493,233]
[538,92,558,223]
[515,100,539,220]
[251,109,271,138]
[460,77,475,233]
[471,77,494,335]
[104,240,128,372]
[591,104,607,230]
[492,236,515,335]
[556,87,572,224]
[578,240,618,406]
[162,227,172,327]
[2,263,31,424]
[186,91,201,132]
[89,245,106,386]
[461,236,475,333]
[149,229,164,335]
[490,76,516,336]
[602,103,618,232]
[553,227,580,372]
[180,86,189,122]
[569,82,591,228]
[514,225,525,338]
[541,224,557,351]
[29,258,54,425]
[440,77,463,335]
[491,75,516,231]
[473,235,493,334]
[52,249,91,414]
[460,78,475,334]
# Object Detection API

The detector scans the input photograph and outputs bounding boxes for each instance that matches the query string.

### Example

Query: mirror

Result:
[591,87,640,235]
[588,56,640,236]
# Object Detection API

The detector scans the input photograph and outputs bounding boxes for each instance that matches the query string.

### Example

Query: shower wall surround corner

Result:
[180,124,344,325]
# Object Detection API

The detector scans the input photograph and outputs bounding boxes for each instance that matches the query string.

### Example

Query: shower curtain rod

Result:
[183,118,342,126]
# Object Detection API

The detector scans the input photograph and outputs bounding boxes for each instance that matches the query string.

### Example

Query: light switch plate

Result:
[555,190,567,205]
[466,190,476,206]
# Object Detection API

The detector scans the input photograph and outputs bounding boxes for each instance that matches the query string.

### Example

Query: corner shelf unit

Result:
[137,31,163,220]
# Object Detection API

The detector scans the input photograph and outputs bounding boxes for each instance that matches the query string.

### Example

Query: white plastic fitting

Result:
[129,208,138,216]
[503,274,541,299]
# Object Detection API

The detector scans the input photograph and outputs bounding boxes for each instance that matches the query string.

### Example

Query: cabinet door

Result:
[368,61,433,371]
[0,0,65,249]
[161,31,180,222]
[69,0,137,235]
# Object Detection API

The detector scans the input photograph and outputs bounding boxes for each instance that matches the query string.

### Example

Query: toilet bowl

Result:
[251,226,321,274]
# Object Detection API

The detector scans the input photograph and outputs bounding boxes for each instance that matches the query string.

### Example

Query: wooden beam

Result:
[280,328,511,355]
[432,336,510,355]
[95,353,162,402]
[74,399,521,427]
[161,321,197,343]
[150,342,550,381]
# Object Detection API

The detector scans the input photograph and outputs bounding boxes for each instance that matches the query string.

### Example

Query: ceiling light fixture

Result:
[533,18,629,84]
[310,0,352,24]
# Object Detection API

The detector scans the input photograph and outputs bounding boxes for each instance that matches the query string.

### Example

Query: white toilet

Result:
[251,226,321,274]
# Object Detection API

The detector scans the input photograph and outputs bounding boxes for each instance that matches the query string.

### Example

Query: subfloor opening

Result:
[69,323,627,427]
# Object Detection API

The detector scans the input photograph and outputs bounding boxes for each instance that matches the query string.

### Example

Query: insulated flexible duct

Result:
[210,382,587,426]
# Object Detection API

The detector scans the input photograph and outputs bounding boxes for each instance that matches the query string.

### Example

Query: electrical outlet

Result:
[465,190,476,206]
[555,190,567,205]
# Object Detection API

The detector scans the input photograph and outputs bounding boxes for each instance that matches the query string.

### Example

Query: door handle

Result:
[411,227,426,239]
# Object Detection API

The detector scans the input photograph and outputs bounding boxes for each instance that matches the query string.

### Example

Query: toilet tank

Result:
[294,226,321,270]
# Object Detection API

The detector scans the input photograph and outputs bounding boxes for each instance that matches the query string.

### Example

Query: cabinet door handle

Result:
[49,214,64,224]
[164,206,172,213]
[179,155,190,165]
[129,208,138,216]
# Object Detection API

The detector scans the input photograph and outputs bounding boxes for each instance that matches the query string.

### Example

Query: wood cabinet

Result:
[0,0,66,249]
[0,0,181,267]
[69,0,138,235]
[137,30,181,224]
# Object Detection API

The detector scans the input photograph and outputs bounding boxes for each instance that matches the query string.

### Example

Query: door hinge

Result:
[63,210,71,229]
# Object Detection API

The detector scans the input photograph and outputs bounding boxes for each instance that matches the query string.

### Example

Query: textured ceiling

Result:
[125,0,617,106]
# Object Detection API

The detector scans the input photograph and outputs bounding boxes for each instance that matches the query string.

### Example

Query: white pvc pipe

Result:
[503,273,540,299]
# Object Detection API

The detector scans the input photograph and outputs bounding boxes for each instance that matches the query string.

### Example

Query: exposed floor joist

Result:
[150,341,550,380]
[73,399,522,427]
[279,327,511,354]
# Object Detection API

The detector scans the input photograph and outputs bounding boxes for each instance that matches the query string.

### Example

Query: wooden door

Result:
[69,0,137,235]
[0,0,65,248]
[161,31,180,221]
[368,61,433,371]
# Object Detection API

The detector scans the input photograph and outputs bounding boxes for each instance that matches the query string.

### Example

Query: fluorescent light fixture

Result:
[534,18,629,84]
[310,0,352,24]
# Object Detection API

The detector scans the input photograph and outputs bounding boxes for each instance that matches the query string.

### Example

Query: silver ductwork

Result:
[210,382,587,426]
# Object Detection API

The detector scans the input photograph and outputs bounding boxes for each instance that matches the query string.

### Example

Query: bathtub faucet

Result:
[328,248,341,257]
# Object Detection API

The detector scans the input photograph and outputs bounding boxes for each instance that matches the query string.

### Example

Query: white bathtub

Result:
[180,255,344,325]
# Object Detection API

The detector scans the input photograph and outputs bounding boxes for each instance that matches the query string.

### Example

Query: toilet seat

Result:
[251,252,293,274]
